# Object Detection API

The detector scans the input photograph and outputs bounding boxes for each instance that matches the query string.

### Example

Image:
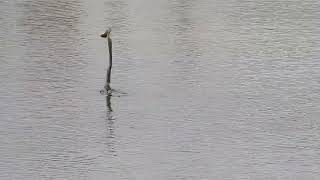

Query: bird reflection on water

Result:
[105,94,116,155]
[104,91,127,156]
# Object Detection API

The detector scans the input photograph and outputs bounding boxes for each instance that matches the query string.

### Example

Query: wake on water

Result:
[100,88,127,97]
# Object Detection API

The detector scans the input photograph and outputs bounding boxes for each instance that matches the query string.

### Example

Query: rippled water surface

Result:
[1,0,320,179]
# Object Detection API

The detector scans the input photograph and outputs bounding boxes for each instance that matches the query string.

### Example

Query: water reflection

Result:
[105,95,116,155]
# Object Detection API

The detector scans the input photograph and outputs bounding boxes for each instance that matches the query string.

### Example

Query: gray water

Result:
[1,0,320,179]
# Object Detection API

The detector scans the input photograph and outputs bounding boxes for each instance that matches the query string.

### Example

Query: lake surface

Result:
[1,0,320,179]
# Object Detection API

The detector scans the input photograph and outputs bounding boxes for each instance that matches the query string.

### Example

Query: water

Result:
[1,0,320,179]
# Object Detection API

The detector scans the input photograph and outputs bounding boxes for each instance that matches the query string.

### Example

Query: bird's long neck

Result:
[106,36,112,84]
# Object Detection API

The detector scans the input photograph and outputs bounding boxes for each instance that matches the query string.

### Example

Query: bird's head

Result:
[100,28,112,38]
